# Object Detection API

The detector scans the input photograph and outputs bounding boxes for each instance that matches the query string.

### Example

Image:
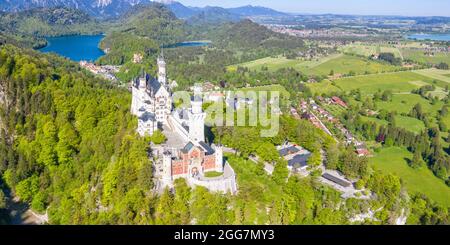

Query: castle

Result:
[130,53,237,194]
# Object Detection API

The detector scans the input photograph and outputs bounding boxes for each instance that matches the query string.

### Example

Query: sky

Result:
[174,0,450,17]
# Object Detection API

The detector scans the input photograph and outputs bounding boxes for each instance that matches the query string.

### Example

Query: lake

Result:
[38,35,105,62]
[407,33,450,41]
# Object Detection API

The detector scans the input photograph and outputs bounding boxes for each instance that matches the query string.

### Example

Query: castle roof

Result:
[133,73,164,95]
[199,141,215,155]
[139,112,156,122]
[180,141,215,156]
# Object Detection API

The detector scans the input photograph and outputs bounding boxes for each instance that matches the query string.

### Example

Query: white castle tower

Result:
[162,150,173,183]
[213,144,224,173]
[188,85,206,143]
[157,53,167,85]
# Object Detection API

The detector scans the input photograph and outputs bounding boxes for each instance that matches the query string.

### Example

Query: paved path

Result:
[5,189,47,225]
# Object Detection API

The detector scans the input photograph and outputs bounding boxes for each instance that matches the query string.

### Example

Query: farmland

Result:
[401,48,450,65]
[300,54,399,76]
[322,71,442,95]
[369,147,450,207]
[340,43,403,59]
[228,54,399,76]
[376,94,444,116]
[413,69,450,84]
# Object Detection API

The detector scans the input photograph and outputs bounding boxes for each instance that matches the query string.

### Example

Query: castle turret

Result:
[162,150,172,182]
[157,53,167,85]
[139,76,147,90]
[213,144,224,173]
[188,85,206,143]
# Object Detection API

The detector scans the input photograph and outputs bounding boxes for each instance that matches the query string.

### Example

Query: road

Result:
[4,189,47,225]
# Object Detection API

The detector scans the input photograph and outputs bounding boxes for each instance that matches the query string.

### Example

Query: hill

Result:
[0,7,103,48]
[210,19,304,51]
[108,3,184,45]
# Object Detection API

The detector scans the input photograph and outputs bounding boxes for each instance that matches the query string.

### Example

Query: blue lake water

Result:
[38,35,105,62]
[407,34,450,41]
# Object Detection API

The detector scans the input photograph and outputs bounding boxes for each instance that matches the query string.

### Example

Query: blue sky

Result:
[174,0,450,17]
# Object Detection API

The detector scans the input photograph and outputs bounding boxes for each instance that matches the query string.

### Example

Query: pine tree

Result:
[272,159,289,185]
[410,150,424,169]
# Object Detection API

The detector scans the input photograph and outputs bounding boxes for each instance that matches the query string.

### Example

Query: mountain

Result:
[163,2,289,25]
[162,0,197,19]
[227,5,289,17]
[0,0,152,18]
[186,6,241,25]
[0,1,290,20]
[0,7,102,47]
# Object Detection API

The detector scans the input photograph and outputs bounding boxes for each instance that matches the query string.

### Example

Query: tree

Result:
[173,179,191,224]
[149,130,166,144]
[0,189,6,209]
[410,150,424,169]
[307,150,321,167]
[255,142,278,163]
[56,122,79,164]
[15,175,39,202]
[155,188,176,224]
[440,106,448,117]
[272,159,289,185]
[437,62,449,70]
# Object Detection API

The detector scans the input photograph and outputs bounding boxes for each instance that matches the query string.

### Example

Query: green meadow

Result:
[308,80,341,95]
[394,115,426,134]
[369,147,450,207]
[228,54,398,76]
[299,54,398,76]
[331,71,441,95]
[401,48,450,65]
[237,84,290,99]
[413,69,450,84]
[340,44,403,59]
[376,94,444,115]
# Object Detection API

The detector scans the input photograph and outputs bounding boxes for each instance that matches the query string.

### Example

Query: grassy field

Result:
[308,80,342,95]
[227,54,342,72]
[340,43,403,59]
[401,48,450,65]
[322,103,346,116]
[332,71,442,95]
[228,54,398,77]
[299,54,398,76]
[360,115,425,134]
[413,69,450,84]
[376,94,444,115]
[369,147,450,207]
[360,116,389,126]
[237,84,290,99]
[394,115,426,134]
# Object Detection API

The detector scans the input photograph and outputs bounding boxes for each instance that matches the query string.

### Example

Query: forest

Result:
[1,44,447,224]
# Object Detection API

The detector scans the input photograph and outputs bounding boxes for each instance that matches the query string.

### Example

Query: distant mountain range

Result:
[0,0,153,18]
[0,0,291,20]
[164,2,289,21]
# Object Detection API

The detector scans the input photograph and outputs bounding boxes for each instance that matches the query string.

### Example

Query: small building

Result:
[278,143,311,170]
[355,144,371,157]
[206,92,225,103]
[331,96,348,108]
[202,82,216,92]
[322,173,351,188]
